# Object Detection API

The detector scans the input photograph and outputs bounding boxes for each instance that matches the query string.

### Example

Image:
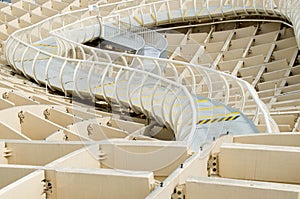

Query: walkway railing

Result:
[6,0,297,138]
[5,32,198,142]
[49,7,279,132]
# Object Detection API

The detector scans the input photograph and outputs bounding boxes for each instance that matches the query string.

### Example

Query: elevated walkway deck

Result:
[5,7,261,147]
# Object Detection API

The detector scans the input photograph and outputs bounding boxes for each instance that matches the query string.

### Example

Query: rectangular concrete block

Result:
[56,168,154,199]
[234,133,300,147]
[186,177,300,199]
[5,140,83,166]
[0,165,36,189]
[101,141,188,176]
[219,143,300,184]
[0,170,45,199]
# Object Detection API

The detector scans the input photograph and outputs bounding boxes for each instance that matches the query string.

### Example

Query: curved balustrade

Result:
[49,13,278,132]
[5,36,198,142]
[52,16,168,60]
[111,0,299,47]
[276,0,300,47]
[6,0,299,142]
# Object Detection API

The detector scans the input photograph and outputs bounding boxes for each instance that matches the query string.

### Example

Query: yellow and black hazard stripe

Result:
[197,115,240,125]
[103,82,115,87]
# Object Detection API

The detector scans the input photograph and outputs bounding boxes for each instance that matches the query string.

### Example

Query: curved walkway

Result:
[5,0,292,147]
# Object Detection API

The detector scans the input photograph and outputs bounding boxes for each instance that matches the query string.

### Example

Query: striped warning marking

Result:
[198,7,206,16]
[133,15,143,25]
[198,106,224,111]
[151,13,156,21]
[120,21,131,28]
[103,82,115,87]
[197,115,240,125]
[33,44,57,48]
[200,112,240,119]
[94,82,115,89]
[183,9,188,17]
[197,99,208,103]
